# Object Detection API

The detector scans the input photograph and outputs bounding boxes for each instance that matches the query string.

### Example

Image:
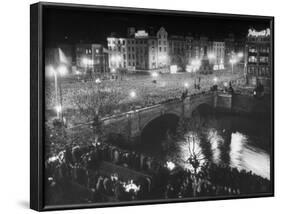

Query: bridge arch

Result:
[191,103,213,117]
[140,113,180,146]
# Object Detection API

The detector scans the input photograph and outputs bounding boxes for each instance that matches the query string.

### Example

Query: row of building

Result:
[106,27,240,72]
[45,27,271,87]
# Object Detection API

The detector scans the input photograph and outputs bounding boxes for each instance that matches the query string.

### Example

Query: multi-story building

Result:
[157,27,169,67]
[91,44,109,73]
[246,28,271,87]
[185,35,194,64]
[107,37,128,71]
[191,36,209,60]
[76,43,109,75]
[208,41,225,70]
[126,38,136,70]
[169,35,186,71]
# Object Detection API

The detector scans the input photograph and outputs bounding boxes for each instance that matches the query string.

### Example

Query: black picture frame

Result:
[30,2,274,211]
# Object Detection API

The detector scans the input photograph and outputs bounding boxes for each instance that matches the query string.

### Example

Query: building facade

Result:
[208,41,225,70]
[156,27,169,68]
[75,43,109,75]
[246,28,271,87]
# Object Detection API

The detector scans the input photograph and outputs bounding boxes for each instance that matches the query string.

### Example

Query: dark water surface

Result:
[139,113,271,180]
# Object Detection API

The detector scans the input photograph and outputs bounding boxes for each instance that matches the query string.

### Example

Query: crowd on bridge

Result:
[45,72,244,124]
[45,140,271,205]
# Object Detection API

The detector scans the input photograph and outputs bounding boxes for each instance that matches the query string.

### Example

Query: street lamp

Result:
[95,78,102,84]
[213,77,218,84]
[129,90,136,99]
[229,58,237,74]
[51,64,68,120]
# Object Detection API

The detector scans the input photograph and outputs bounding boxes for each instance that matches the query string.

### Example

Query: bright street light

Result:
[82,57,89,65]
[151,72,159,78]
[55,105,62,114]
[184,82,189,88]
[190,59,201,72]
[237,52,244,58]
[230,58,237,73]
[57,65,68,76]
[129,90,136,99]
[95,78,101,84]
[213,77,218,83]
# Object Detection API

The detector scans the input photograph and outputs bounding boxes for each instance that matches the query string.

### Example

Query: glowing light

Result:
[230,58,237,65]
[166,161,176,171]
[213,77,218,83]
[45,65,56,77]
[58,48,68,64]
[190,59,201,72]
[55,105,62,114]
[213,65,219,70]
[224,82,228,87]
[48,156,59,163]
[57,65,68,76]
[129,91,136,98]
[111,68,116,73]
[208,53,216,60]
[184,82,189,88]
[95,78,101,84]
[135,30,149,38]
[237,52,244,58]
[82,57,89,65]
[151,72,159,78]
[248,28,270,37]
[124,180,140,192]
[170,65,178,74]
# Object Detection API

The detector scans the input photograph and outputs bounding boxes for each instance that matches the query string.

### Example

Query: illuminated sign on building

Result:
[248,28,270,37]
[135,30,149,38]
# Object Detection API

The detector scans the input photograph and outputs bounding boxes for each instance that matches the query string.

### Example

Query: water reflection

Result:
[230,132,270,179]
[206,129,270,179]
[142,114,271,181]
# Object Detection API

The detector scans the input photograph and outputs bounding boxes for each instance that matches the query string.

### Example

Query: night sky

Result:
[43,5,271,47]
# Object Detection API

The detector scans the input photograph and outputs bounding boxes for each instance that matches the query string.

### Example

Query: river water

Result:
[140,113,271,180]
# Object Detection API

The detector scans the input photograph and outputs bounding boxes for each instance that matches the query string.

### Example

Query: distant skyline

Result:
[43,6,271,47]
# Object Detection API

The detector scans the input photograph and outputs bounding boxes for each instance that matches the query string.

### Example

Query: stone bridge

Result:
[100,91,233,143]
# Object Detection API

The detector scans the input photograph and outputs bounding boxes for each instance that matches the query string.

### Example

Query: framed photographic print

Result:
[30,2,274,211]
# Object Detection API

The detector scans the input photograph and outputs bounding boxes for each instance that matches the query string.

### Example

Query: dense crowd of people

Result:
[45,140,271,205]
[45,72,243,122]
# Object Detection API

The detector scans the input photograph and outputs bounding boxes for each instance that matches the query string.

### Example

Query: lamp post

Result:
[229,58,237,74]
[53,65,68,121]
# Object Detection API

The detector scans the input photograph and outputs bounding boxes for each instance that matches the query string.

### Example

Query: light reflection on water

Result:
[208,130,270,180]
[230,132,270,179]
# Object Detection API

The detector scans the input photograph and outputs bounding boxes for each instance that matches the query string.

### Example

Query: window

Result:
[248,56,257,63]
[159,47,162,52]
[249,47,257,53]
[259,56,269,63]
